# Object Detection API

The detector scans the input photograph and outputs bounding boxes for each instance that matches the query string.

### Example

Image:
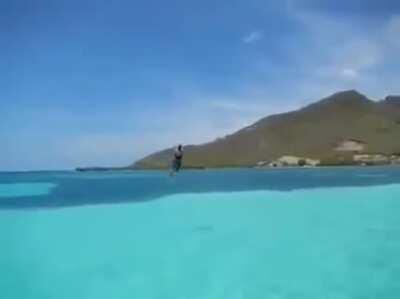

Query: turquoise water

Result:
[1,169,400,298]
[0,183,56,197]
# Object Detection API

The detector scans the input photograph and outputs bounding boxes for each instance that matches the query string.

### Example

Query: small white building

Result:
[353,154,389,164]
[278,156,302,166]
[271,156,321,167]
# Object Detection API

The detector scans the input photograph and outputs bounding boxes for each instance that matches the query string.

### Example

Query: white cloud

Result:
[288,9,393,93]
[340,68,359,80]
[209,97,298,115]
[242,30,263,44]
[210,99,262,112]
[341,40,382,70]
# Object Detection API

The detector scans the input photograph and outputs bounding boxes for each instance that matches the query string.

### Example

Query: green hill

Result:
[132,90,400,168]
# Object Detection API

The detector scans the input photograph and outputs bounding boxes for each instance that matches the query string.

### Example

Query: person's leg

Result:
[175,160,182,172]
[170,159,178,176]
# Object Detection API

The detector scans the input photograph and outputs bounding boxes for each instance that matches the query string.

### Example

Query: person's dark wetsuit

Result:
[171,147,183,173]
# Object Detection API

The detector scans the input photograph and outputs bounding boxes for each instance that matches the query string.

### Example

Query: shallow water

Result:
[1,168,400,298]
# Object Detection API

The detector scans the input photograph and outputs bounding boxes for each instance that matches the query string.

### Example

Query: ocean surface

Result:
[1,167,400,298]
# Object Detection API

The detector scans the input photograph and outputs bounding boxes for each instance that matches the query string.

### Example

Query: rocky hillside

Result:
[133,90,400,168]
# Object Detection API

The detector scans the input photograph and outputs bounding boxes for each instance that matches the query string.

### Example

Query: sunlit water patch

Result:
[0,183,56,198]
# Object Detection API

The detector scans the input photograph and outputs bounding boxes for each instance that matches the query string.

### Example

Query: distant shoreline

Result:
[1,164,400,174]
[75,164,400,172]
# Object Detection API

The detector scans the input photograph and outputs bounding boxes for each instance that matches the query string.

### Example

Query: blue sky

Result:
[1,0,400,170]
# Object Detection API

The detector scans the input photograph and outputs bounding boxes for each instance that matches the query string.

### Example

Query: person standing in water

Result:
[170,144,184,176]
